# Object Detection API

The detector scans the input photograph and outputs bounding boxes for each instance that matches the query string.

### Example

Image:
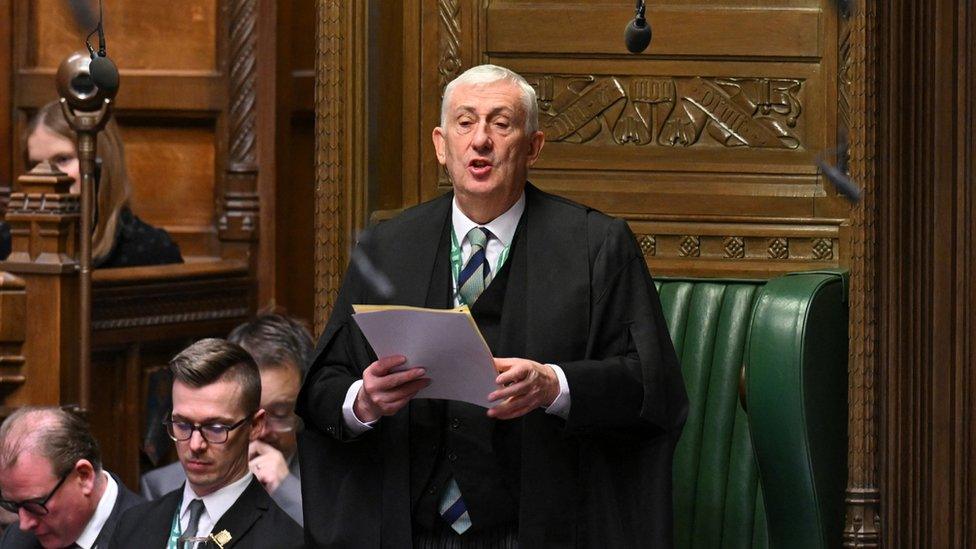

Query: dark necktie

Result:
[183,498,206,539]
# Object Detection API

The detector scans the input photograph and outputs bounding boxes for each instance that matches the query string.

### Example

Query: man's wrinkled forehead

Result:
[448,82,527,120]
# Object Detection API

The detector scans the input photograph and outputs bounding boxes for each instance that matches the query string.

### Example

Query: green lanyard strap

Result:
[167,494,184,549]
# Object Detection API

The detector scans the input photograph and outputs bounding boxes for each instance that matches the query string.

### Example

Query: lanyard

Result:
[166,494,184,549]
[450,227,510,306]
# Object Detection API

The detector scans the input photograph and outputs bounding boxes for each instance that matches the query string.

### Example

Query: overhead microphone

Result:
[816,129,862,203]
[85,0,119,93]
[624,0,652,54]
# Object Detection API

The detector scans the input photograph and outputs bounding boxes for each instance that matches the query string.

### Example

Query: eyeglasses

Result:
[164,416,250,444]
[0,471,69,516]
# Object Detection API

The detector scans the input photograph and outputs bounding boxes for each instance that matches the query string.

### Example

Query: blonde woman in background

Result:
[6,100,182,267]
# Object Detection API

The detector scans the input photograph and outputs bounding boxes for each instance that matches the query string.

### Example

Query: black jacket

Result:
[109,477,303,549]
[0,471,143,549]
[96,207,182,268]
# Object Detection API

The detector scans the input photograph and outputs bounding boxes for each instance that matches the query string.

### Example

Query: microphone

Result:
[624,0,652,54]
[85,0,119,93]
[815,129,862,203]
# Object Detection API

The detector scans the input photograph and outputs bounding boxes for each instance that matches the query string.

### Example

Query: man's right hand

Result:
[353,355,430,422]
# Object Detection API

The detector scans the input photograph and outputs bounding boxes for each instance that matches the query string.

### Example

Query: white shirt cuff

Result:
[543,364,571,419]
[342,379,377,435]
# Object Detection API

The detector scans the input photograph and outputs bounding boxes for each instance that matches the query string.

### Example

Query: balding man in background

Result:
[0,407,143,549]
[139,314,311,526]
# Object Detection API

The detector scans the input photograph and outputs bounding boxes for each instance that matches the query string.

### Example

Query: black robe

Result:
[297,184,687,548]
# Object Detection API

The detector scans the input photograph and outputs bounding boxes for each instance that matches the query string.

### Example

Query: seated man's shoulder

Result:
[140,461,185,499]
[0,520,37,548]
[223,479,304,548]
[110,488,181,547]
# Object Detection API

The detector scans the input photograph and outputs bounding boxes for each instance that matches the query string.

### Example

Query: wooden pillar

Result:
[0,162,80,408]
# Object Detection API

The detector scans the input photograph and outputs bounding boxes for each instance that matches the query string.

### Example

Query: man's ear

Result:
[249,409,266,442]
[525,130,545,167]
[74,459,96,495]
[432,127,448,166]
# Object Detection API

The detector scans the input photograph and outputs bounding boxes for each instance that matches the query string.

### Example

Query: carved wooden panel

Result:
[413,0,845,278]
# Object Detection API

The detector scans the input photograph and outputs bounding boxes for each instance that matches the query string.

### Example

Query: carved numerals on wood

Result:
[524,74,804,149]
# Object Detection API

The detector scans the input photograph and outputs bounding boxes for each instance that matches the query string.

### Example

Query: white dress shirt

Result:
[179,472,253,539]
[74,470,118,549]
[342,191,571,433]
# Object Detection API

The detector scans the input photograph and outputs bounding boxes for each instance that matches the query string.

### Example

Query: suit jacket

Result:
[140,458,304,526]
[109,477,303,549]
[0,471,143,549]
[297,184,688,548]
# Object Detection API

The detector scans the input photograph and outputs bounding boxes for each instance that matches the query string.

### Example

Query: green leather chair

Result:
[657,271,848,549]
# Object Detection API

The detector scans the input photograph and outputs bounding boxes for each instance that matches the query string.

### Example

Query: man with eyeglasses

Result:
[0,406,143,549]
[109,338,302,549]
[139,314,311,526]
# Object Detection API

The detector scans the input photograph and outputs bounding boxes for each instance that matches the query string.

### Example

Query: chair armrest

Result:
[746,271,849,548]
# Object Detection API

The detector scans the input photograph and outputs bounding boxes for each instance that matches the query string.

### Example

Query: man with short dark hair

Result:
[111,338,302,549]
[0,407,143,549]
[139,315,311,525]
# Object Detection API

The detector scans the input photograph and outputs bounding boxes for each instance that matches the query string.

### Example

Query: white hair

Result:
[440,64,539,134]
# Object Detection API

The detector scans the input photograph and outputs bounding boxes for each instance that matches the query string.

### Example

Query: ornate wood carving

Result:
[724,237,745,259]
[315,0,347,331]
[0,163,81,408]
[4,163,78,271]
[92,267,251,334]
[679,236,701,257]
[634,233,837,264]
[220,0,260,242]
[841,0,881,545]
[438,0,462,91]
[525,74,804,149]
[767,237,789,259]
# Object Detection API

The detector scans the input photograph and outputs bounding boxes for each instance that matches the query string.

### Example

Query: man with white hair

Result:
[299,64,687,547]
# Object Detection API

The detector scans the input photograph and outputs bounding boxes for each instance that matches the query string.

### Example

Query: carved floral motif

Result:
[767,238,790,259]
[724,237,745,259]
[637,234,656,256]
[679,236,701,257]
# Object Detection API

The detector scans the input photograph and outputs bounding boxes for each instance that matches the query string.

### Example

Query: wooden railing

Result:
[0,163,254,487]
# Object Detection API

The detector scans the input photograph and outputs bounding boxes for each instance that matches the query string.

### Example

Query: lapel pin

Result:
[210,530,232,548]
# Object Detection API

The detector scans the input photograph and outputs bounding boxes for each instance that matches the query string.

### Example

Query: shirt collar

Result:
[180,471,253,532]
[452,191,525,247]
[74,471,117,549]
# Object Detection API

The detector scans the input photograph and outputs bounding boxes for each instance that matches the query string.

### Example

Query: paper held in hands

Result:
[352,305,498,408]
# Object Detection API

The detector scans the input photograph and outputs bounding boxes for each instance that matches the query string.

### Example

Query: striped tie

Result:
[457,227,492,306]
[437,227,493,534]
[438,477,472,534]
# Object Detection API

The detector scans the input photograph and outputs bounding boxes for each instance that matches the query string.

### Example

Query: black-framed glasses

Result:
[0,471,69,516]
[164,416,250,444]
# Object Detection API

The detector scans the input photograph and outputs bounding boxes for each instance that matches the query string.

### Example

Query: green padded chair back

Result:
[657,272,848,549]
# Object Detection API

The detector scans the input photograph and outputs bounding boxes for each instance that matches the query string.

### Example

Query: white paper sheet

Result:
[352,305,498,408]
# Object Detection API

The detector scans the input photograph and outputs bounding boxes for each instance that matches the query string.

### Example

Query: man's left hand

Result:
[487,358,560,420]
[249,440,290,493]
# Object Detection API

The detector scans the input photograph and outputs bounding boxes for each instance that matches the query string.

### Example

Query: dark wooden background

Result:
[0,0,974,545]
